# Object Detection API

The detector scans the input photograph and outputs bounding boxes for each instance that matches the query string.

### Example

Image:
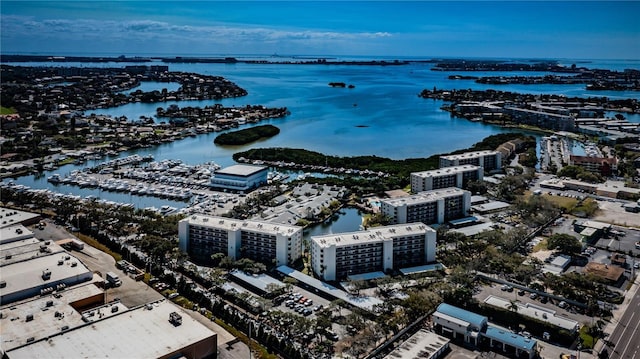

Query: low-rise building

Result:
[410,165,483,192]
[209,164,268,192]
[380,187,471,225]
[178,215,303,266]
[433,303,537,359]
[384,329,449,359]
[0,237,94,305]
[310,223,436,281]
[5,299,217,359]
[439,150,502,172]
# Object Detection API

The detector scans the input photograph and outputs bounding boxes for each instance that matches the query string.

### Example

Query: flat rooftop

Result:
[484,295,579,332]
[6,300,217,359]
[384,329,449,359]
[229,270,284,293]
[382,187,468,207]
[184,214,301,237]
[451,222,496,237]
[579,220,612,230]
[312,223,434,248]
[440,150,500,161]
[399,263,445,275]
[412,165,481,178]
[0,254,93,305]
[214,164,267,177]
[0,283,104,351]
[1,238,65,267]
[471,201,511,213]
[0,224,34,245]
[0,207,40,229]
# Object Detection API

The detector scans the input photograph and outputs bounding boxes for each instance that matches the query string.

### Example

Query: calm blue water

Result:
[6,58,640,212]
[303,207,363,241]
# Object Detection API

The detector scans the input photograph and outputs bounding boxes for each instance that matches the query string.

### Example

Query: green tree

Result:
[547,233,582,255]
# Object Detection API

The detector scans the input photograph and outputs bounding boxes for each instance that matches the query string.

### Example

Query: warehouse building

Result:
[5,299,217,359]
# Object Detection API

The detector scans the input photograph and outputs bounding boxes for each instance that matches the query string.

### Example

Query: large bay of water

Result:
[6,58,640,213]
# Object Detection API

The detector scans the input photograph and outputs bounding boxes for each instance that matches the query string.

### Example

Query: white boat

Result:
[47,174,62,183]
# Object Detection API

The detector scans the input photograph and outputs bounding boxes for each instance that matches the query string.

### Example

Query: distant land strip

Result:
[214,125,280,145]
[0,54,428,66]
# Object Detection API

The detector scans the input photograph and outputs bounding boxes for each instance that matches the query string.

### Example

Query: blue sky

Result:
[1,1,639,59]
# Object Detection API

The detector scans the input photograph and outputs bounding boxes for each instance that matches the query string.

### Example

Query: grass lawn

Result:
[76,233,122,261]
[532,238,548,252]
[542,194,578,210]
[0,106,17,115]
[579,325,595,348]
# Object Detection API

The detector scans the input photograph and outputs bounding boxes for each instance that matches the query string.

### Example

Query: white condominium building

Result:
[380,187,471,225]
[411,165,483,192]
[310,223,436,281]
[439,150,502,172]
[178,215,302,266]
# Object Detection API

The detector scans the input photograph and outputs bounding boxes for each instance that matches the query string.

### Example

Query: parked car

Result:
[558,301,567,308]
[529,293,538,300]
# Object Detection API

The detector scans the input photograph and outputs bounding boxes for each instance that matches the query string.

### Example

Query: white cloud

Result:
[1,15,393,50]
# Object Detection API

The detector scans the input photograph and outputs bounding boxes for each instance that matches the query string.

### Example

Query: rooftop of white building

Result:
[214,164,267,177]
[439,150,500,161]
[312,223,434,248]
[382,187,468,207]
[384,329,450,359]
[0,207,40,229]
[183,214,301,237]
[0,237,66,267]
[484,295,579,332]
[0,283,104,351]
[0,254,93,304]
[6,299,216,359]
[0,224,34,245]
[411,165,481,178]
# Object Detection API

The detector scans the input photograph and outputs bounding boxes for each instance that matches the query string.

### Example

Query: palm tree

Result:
[508,299,519,314]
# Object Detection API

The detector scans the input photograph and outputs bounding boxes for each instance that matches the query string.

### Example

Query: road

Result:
[608,284,640,359]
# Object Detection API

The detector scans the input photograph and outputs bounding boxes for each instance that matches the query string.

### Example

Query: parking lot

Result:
[475,283,594,327]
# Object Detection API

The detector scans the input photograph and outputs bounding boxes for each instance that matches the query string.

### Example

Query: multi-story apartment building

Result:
[411,165,483,192]
[503,105,576,131]
[439,150,502,172]
[380,188,471,225]
[310,223,436,281]
[569,155,618,177]
[178,215,302,265]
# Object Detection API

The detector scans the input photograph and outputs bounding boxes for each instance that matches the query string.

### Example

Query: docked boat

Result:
[47,174,62,183]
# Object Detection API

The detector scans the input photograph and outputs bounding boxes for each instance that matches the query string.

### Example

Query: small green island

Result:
[214,124,280,145]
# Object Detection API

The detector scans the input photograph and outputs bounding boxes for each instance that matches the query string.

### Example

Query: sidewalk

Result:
[591,273,640,358]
